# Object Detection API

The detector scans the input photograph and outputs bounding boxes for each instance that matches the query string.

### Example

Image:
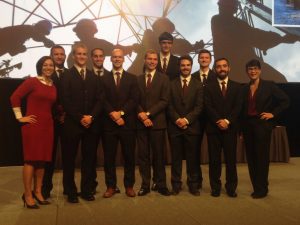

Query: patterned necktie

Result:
[115,72,121,88]
[162,57,167,73]
[221,81,227,97]
[202,74,207,85]
[146,73,152,88]
[182,79,188,96]
[80,69,85,80]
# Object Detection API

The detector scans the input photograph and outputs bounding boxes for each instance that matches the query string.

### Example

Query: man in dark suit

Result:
[205,57,242,198]
[136,49,171,196]
[42,45,67,199]
[91,48,110,77]
[168,55,204,196]
[191,49,217,189]
[101,48,138,198]
[61,43,103,203]
[241,59,289,198]
[157,32,180,81]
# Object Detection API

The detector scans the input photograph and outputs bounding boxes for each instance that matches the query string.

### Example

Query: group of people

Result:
[10,30,290,209]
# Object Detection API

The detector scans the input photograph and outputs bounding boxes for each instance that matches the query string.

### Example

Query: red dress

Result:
[10,77,57,162]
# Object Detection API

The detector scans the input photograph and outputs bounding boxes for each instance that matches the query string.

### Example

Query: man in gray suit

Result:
[168,55,204,196]
[136,49,171,196]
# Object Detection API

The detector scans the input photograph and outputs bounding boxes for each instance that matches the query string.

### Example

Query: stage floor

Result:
[0,159,300,225]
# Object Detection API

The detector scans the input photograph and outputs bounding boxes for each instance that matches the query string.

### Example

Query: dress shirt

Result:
[159,52,170,68]
[74,64,86,80]
[112,69,124,85]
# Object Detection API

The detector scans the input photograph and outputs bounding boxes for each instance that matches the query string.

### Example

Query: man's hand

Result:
[260,112,274,120]
[110,111,121,121]
[143,118,153,127]
[176,118,188,129]
[216,119,228,130]
[138,112,148,122]
[115,118,125,126]
[81,115,93,128]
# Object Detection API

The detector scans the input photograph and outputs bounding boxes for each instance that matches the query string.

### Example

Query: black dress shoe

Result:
[81,193,95,201]
[251,192,267,199]
[189,189,200,196]
[158,188,171,196]
[42,190,50,200]
[138,188,150,196]
[67,194,79,203]
[211,189,220,197]
[227,191,237,198]
[151,183,158,191]
[172,188,180,196]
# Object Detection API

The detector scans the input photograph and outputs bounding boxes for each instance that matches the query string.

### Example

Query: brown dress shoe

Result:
[103,188,116,198]
[125,187,136,197]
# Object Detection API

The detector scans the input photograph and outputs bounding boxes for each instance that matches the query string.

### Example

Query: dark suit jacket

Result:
[101,70,138,131]
[241,79,290,126]
[61,66,103,134]
[137,71,170,130]
[191,69,217,86]
[205,78,242,134]
[157,54,180,81]
[168,77,204,136]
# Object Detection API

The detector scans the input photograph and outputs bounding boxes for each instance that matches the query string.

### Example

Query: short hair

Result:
[179,55,193,66]
[144,49,158,59]
[36,56,53,76]
[72,42,88,55]
[91,47,104,57]
[158,32,173,42]
[198,49,212,58]
[245,59,261,71]
[214,57,230,68]
[50,45,65,56]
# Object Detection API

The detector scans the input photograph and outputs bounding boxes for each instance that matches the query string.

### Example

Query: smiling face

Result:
[51,47,66,68]
[144,52,158,72]
[160,40,173,55]
[247,66,261,82]
[180,59,192,78]
[73,46,88,67]
[91,48,105,69]
[111,49,124,70]
[198,52,211,70]
[215,59,230,80]
[41,59,55,78]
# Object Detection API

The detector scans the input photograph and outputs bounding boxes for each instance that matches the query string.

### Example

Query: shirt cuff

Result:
[224,119,230,125]
[183,118,189,125]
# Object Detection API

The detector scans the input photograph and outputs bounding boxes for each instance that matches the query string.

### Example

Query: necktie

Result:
[202,74,207,85]
[162,57,167,73]
[96,70,101,76]
[146,73,152,88]
[57,69,63,78]
[221,81,227,97]
[115,72,121,88]
[182,79,188,96]
[80,69,85,80]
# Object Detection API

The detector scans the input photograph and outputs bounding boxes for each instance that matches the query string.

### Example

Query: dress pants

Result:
[243,117,272,195]
[169,134,200,190]
[61,128,99,195]
[207,131,237,192]
[102,129,135,188]
[137,129,167,189]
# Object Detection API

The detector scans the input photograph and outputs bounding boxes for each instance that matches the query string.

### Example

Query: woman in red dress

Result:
[10,56,57,208]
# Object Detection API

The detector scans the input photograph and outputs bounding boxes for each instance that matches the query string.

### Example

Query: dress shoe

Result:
[103,187,118,198]
[81,193,95,201]
[138,188,150,196]
[226,191,237,198]
[211,189,220,197]
[189,189,200,196]
[32,192,50,205]
[172,188,180,196]
[151,183,158,191]
[158,187,171,196]
[251,192,267,199]
[125,187,136,197]
[67,194,79,203]
[22,194,39,209]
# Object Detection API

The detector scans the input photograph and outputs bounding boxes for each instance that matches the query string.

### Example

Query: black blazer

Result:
[205,78,242,134]
[101,70,138,131]
[191,69,217,86]
[61,66,103,133]
[168,77,204,136]
[137,71,170,130]
[51,68,67,119]
[157,54,180,81]
[241,79,290,125]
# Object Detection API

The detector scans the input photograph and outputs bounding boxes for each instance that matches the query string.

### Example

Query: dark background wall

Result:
[1,79,299,167]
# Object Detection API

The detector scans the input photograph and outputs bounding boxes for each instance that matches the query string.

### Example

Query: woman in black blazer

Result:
[241,59,289,199]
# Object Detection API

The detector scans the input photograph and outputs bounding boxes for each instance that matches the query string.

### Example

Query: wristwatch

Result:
[120,111,125,116]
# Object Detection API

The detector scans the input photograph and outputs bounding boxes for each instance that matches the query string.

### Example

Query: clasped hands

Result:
[138,112,153,127]
[216,119,229,130]
[80,115,93,128]
[110,111,125,126]
[176,118,188,129]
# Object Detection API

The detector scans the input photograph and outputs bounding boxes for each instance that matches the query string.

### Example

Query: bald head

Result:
[111,48,125,70]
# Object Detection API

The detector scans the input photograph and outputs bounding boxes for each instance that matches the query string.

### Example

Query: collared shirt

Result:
[112,69,124,85]
[144,69,156,84]
[199,69,210,83]
[55,67,64,78]
[74,64,86,79]
[160,52,170,68]
[217,76,229,90]
[180,74,192,87]
[93,67,104,76]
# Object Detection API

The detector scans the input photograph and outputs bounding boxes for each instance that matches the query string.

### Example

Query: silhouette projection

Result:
[0,20,54,57]
[67,19,135,70]
[211,0,299,83]
[128,17,204,75]
[0,60,22,78]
